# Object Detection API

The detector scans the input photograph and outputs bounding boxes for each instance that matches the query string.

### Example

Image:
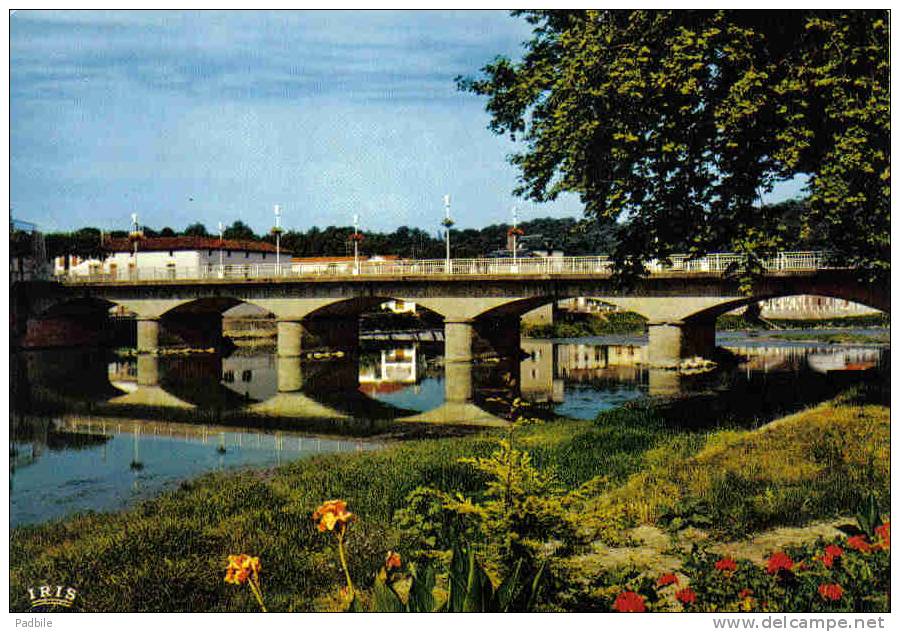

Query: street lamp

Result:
[128,213,143,280]
[218,221,225,278]
[441,194,454,273]
[272,204,283,275]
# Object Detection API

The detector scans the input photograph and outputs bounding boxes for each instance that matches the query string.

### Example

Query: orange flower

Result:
[766,551,794,575]
[818,583,844,601]
[675,588,697,605]
[875,522,890,549]
[385,551,402,570]
[225,554,261,585]
[313,499,356,532]
[657,573,679,587]
[612,591,646,613]
[847,535,872,553]
[715,557,737,572]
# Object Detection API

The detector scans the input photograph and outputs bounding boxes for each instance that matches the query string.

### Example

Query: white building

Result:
[55,236,284,278]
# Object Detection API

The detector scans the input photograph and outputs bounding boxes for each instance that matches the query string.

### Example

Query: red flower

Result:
[875,522,890,549]
[715,557,737,572]
[766,551,794,575]
[818,583,844,601]
[821,544,843,568]
[675,588,697,605]
[613,591,646,613]
[847,535,872,553]
[738,588,754,599]
[657,573,679,587]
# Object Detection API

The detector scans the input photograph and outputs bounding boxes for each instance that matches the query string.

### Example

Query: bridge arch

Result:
[682,290,888,324]
[22,296,124,349]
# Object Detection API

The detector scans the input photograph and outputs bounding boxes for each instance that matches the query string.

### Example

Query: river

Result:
[9,329,888,527]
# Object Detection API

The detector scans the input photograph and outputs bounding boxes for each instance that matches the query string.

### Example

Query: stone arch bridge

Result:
[15,253,888,367]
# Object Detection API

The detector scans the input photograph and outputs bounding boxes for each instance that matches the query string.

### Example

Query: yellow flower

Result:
[313,499,356,532]
[225,554,261,585]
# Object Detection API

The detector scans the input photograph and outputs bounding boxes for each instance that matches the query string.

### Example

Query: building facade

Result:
[55,236,284,277]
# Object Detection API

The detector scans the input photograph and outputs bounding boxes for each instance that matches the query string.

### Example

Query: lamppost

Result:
[218,221,225,278]
[442,194,454,273]
[272,204,283,275]
[128,213,143,280]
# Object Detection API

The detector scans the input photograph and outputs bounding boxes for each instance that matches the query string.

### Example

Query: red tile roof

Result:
[291,255,400,263]
[103,236,287,254]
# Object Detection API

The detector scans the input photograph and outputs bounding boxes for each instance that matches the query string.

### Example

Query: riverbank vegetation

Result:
[523,311,889,341]
[523,311,647,338]
[716,313,890,331]
[10,386,888,612]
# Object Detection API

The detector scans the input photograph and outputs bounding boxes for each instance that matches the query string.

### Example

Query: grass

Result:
[602,393,890,538]
[9,391,889,612]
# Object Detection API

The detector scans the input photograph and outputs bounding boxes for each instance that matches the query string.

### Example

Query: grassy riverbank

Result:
[717,312,890,331]
[10,391,889,612]
[763,331,890,345]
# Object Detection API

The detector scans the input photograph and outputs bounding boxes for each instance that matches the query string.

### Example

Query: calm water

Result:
[10,329,889,527]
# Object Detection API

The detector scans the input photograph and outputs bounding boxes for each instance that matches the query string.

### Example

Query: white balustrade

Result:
[58,251,832,284]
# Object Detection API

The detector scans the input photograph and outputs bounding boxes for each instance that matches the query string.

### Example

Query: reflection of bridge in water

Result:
[15,336,887,431]
[58,416,373,464]
[102,352,509,426]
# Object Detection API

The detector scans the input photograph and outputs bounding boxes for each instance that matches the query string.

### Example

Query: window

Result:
[169,250,174,257]
[245,251,250,259]
[262,253,266,260]
[226,250,231,257]
[208,249,213,256]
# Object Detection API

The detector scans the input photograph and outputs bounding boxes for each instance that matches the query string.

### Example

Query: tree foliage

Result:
[183,222,209,237]
[459,10,889,283]
[223,220,257,241]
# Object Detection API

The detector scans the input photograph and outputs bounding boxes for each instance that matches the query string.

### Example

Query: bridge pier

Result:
[444,320,474,363]
[136,318,160,354]
[444,360,474,403]
[646,320,716,367]
[276,356,303,390]
[136,354,160,386]
[277,320,305,357]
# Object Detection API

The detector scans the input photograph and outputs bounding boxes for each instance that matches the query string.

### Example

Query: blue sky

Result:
[11,10,804,235]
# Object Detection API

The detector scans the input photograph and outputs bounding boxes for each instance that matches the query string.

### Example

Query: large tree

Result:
[459,10,889,284]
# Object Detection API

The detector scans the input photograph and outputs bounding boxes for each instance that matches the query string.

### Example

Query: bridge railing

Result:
[57,251,830,284]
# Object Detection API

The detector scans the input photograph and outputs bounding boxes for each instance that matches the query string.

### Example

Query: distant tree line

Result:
[33,199,823,263]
